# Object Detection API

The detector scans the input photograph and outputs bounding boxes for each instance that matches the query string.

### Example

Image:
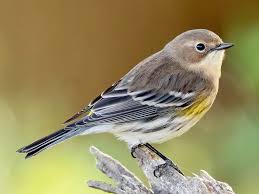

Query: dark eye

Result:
[195,43,206,53]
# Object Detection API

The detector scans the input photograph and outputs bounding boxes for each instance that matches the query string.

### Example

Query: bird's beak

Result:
[212,43,234,51]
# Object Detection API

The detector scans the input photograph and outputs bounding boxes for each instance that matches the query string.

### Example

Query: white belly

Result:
[113,115,201,146]
[80,113,204,147]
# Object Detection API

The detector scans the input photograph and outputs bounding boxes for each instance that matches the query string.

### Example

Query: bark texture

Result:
[87,146,235,194]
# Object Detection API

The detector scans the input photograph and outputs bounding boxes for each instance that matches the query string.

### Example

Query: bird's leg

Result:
[144,143,184,177]
[131,143,145,158]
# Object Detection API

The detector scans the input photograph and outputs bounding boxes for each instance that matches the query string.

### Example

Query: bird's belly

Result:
[113,115,202,146]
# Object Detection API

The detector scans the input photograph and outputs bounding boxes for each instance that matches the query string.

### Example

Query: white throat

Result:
[197,50,225,81]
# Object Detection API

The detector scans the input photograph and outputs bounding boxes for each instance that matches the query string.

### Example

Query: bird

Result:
[17,29,233,176]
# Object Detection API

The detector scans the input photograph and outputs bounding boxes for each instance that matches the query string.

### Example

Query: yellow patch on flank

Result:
[87,110,94,116]
[180,97,211,117]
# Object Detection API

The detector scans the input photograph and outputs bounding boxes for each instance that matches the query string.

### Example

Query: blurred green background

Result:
[0,0,258,194]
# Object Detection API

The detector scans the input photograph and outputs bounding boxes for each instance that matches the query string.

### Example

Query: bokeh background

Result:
[0,1,258,194]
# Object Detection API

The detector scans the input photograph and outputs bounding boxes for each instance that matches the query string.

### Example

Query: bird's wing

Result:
[63,51,165,124]
[64,51,212,127]
[64,78,201,128]
[63,81,195,125]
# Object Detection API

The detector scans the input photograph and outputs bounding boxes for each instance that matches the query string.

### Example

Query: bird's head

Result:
[165,29,233,79]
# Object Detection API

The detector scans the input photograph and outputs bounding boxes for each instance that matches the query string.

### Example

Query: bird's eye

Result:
[195,43,206,53]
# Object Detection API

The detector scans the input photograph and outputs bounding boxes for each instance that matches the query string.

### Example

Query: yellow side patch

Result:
[87,110,94,116]
[180,98,211,117]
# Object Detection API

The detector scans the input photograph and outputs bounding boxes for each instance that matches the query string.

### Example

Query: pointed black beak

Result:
[212,43,234,51]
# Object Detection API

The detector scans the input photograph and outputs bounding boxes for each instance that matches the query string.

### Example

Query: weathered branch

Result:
[87,146,235,194]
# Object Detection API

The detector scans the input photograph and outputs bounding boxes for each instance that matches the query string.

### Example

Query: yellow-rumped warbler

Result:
[18,29,233,175]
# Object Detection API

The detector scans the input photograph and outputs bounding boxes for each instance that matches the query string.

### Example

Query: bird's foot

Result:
[131,144,145,158]
[154,159,184,178]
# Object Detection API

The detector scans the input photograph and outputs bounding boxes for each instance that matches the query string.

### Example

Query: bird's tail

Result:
[17,128,79,159]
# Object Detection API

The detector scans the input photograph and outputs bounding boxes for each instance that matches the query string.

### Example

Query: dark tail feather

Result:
[17,128,78,159]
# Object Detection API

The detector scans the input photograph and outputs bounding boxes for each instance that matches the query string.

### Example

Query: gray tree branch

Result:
[87,146,235,194]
